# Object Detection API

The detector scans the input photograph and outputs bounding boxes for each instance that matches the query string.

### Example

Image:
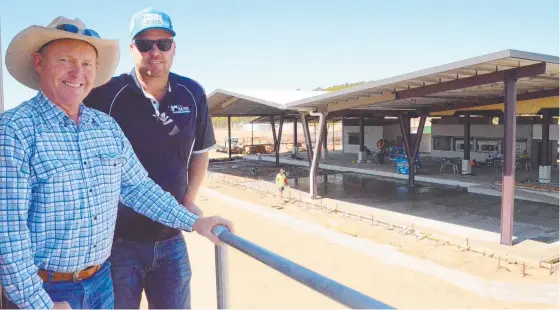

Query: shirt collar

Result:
[35,90,96,126]
[130,68,172,100]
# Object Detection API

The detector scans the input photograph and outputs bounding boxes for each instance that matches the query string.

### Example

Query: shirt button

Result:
[93,244,97,248]
[83,161,87,165]
[89,189,93,193]
[94,216,97,220]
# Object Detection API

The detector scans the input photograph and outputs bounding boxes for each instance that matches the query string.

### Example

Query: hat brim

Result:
[132,26,176,39]
[5,25,120,91]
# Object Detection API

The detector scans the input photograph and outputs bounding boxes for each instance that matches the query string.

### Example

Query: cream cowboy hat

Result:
[5,16,119,90]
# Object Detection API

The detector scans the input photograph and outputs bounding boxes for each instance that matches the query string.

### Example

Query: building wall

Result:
[430,124,534,161]
[532,124,559,141]
[342,126,383,154]
[382,124,400,141]
[418,134,432,153]
[432,124,533,138]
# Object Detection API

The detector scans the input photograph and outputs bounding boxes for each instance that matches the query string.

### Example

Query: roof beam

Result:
[326,92,396,112]
[428,88,559,113]
[396,62,547,100]
[220,97,240,109]
[327,109,420,118]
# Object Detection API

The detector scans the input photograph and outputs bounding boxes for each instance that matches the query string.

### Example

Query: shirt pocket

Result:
[30,156,83,212]
[90,153,124,190]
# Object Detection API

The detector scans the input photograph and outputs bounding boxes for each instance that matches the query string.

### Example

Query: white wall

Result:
[343,126,383,154]
[431,150,494,162]
[419,134,432,153]
[432,124,533,139]
[532,124,559,141]
[382,124,400,141]
[431,124,534,161]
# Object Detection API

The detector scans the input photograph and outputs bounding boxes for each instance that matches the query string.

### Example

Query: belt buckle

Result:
[72,271,83,282]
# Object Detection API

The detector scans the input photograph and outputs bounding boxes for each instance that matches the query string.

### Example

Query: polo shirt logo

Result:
[170,105,190,114]
[156,112,174,126]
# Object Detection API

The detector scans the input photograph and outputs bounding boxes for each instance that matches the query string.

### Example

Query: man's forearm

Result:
[184,152,210,204]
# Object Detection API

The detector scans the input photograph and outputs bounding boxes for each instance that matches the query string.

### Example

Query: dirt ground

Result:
[139,177,557,309]
[204,174,559,286]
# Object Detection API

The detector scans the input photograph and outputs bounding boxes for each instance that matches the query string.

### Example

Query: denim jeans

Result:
[110,233,192,309]
[1,261,114,309]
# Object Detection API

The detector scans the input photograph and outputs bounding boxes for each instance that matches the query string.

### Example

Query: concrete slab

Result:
[245,153,559,205]
[469,185,559,205]
[208,159,559,266]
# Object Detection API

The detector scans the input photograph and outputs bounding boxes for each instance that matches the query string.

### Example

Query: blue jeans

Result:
[109,233,192,309]
[1,261,114,309]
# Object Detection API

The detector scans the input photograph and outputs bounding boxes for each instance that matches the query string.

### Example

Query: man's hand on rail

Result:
[193,216,234,245]
[53,301,72,309]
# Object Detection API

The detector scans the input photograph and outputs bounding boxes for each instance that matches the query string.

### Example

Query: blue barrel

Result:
[396,158,409,175]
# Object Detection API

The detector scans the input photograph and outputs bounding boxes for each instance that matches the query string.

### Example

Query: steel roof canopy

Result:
[285,49,559,113]
[207,89,328,117]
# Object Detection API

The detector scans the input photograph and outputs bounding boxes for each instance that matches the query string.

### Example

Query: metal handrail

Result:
[212,225,393,309]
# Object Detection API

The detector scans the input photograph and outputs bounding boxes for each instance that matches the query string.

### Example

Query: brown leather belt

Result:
[38,265,101,282]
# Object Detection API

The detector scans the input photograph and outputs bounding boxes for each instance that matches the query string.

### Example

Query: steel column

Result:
[227,116,232,159]
[500,72,517,246]
[293,116,298,155]
[539,109,552,183]
[332,121,335,151]
[300,113,313,166]
[410,116,426,186]
[399,114,425,186]
[270,116,277,164]
[462,112,472,174]
[542,110,551,165]
[310,111,328,199]
[276,115,284,167]
[322,121,328,159]
[359,115,365,161]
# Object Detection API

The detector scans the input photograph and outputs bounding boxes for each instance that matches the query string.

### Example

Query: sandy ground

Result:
[136,176,557,309]
[204,176,559,285]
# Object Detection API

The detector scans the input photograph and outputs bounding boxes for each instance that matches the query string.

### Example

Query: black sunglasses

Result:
[133,39,174,53]
[56,24,100,38]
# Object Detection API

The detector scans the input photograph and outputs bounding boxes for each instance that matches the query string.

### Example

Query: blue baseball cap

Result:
[129,8,176,38]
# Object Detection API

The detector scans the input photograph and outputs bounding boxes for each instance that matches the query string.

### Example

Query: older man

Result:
[0,16,232,309]
[83,8,216,309]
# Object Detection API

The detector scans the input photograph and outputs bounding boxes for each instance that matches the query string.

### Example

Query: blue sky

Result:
[1,0,558,111]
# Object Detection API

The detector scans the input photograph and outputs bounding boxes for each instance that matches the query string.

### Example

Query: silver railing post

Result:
[213,226,230,309]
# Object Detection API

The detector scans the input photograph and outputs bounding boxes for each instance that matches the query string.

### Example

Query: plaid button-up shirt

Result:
[0,92,199,309]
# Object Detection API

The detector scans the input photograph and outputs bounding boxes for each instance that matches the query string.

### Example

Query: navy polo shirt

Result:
[84,71,216,242]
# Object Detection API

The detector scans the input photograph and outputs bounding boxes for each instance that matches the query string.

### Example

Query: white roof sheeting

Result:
[207,89,328,116]
[285,49,559,113]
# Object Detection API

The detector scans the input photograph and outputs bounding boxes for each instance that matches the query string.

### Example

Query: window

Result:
[477,140,499,153]
[455,139,475,151]
[348,133,360,145]
[516,140,527,156]
[433,137,451,151]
